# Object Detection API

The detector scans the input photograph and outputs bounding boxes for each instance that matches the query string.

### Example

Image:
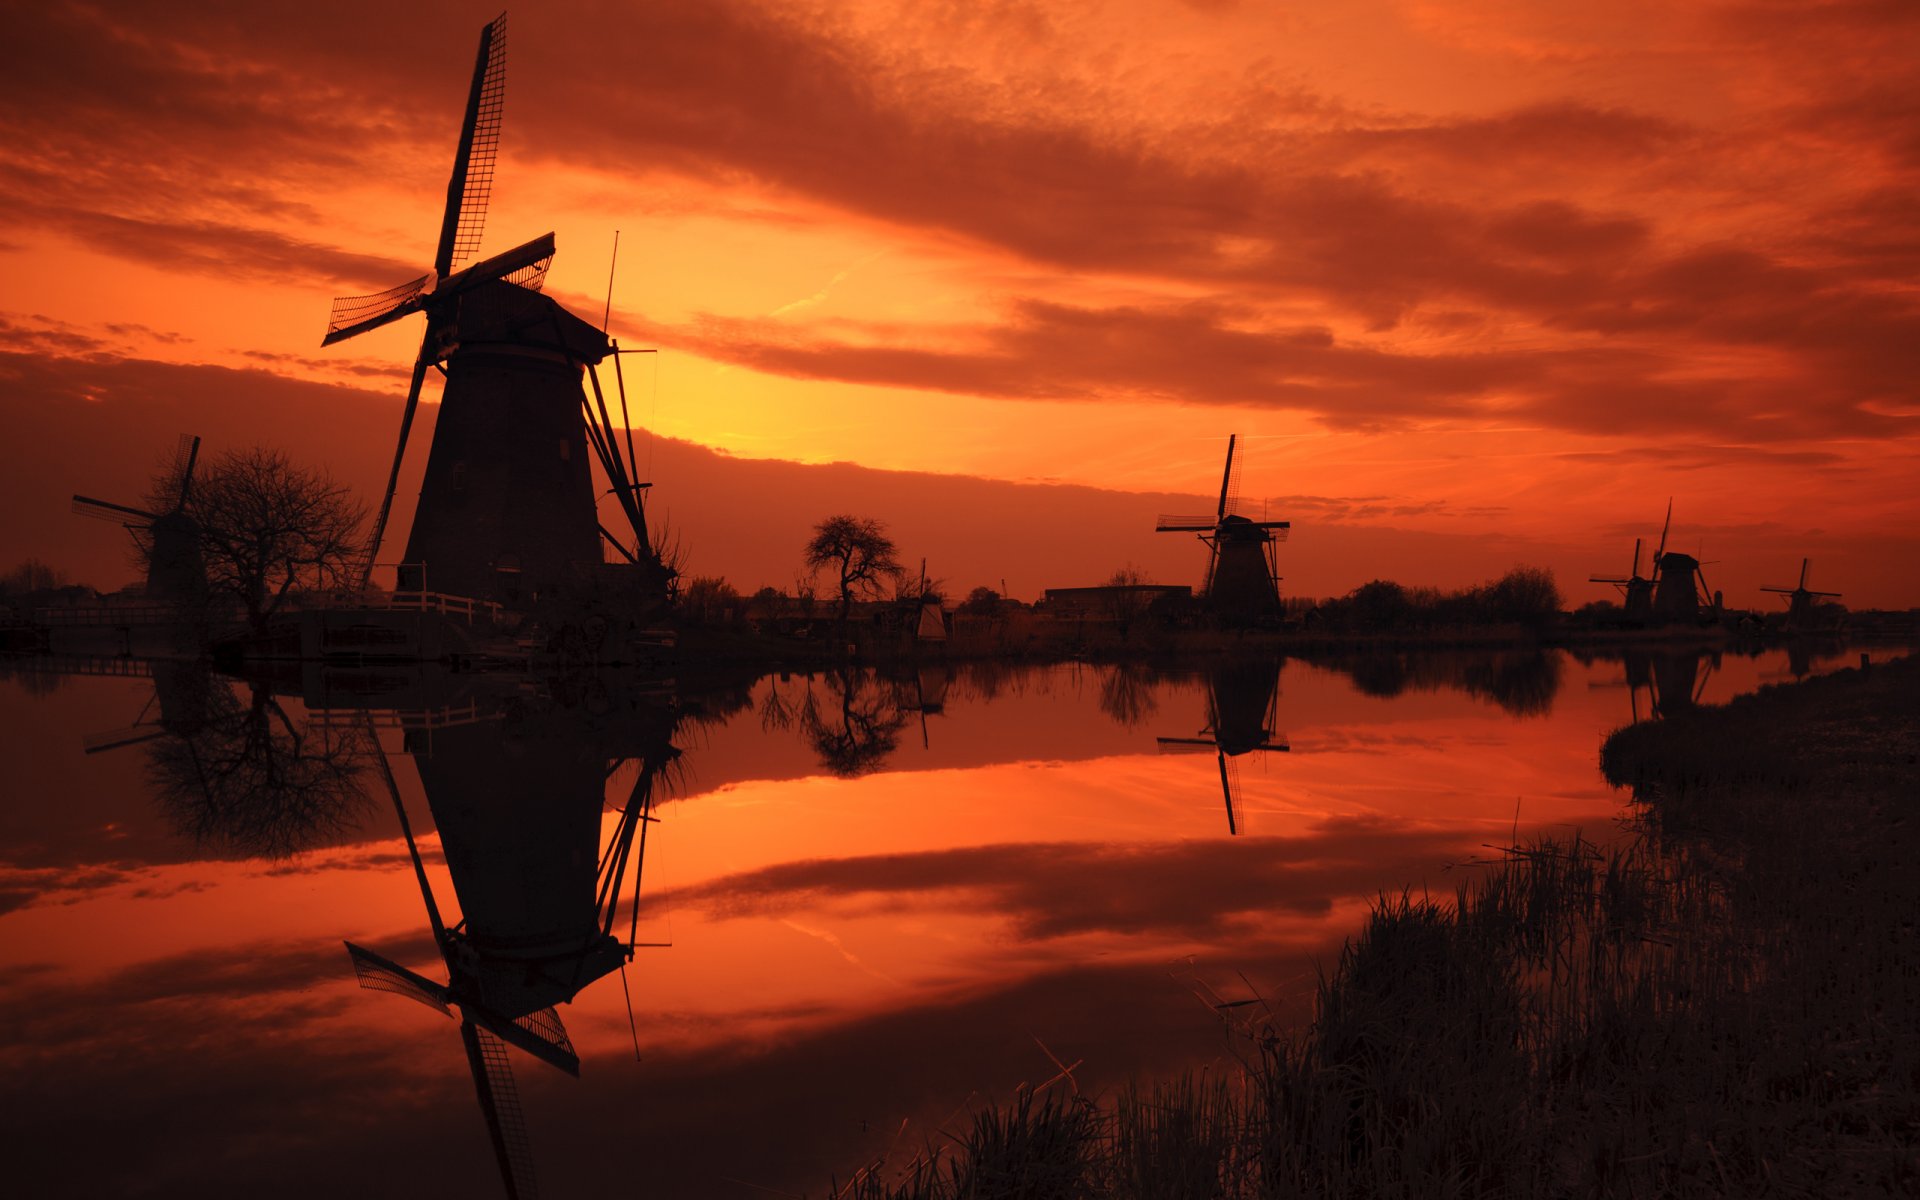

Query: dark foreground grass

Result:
[835,657,1920,1198]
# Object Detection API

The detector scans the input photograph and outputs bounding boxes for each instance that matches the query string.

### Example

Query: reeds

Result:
[836,657,1920,1198]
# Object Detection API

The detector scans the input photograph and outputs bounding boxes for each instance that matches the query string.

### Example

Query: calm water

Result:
[0,643,1881,1196]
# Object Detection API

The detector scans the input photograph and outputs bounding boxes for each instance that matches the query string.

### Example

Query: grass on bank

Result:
[832,658,1920,1198]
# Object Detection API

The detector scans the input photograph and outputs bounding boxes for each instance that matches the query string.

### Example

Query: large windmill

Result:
[345,710,673,1199]
[1760,558,1842,630]
[1635,500,1720,624]
[1156,435,1290,623]
[1157,659,1288,834]
[71,434,206,605]
[322,12,662,611]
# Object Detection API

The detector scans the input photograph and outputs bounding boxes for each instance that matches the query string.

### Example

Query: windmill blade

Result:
[1654,498,1672,563]
[1218,748,1239,835]
[474,1004,581,1077]
[1157,736,1220,754]
[72,494,158,524]
[1156,514,1220,531]
[174,435,202,510]
[437,231,557,299]
[360,354,434,587]
[1798,558,1810,590]
[1631,537,1642,578]
[1760,585,1797,594]
[1216,434,1238,520]
[461,1021,540,1200]
[344,941,452,1016]
[322,272,434,346]
[1589,574,1632,585]
[82,725,166,755]
[435,13,509,278]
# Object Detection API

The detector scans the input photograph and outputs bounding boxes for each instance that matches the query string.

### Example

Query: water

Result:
[0,642,1885,1196]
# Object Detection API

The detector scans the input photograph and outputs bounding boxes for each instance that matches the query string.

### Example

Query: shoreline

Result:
[835,655,1919,1197]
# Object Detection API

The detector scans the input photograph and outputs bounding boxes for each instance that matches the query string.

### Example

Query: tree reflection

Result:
[1326,649,1563,717]
[762,669,909,777]
[1098,664,1163,728]
[146,679,374,857]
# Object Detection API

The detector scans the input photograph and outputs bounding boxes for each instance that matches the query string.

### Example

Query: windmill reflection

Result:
[1615,649,1717,722]
[1157,659,1288,834]
[339,675,681,1199]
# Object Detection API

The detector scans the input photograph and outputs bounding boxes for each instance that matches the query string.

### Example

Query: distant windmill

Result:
[1588,536,1655,621]
[1156,435,1290,623]
[71,434,206,605]
[1760,558,1842,630]
[322,12,661,609]
[1157,660,1288,834]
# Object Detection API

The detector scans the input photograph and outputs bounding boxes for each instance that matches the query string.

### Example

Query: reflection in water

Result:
[131,661,377,858]
[1157,659,1288,834]
[761,668,911,776]
[1,642,1890,1196]
[1318,647,1563,717]
[341,675,684,1198]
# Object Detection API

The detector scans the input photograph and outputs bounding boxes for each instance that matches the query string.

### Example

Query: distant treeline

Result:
[1310,566,1562,632]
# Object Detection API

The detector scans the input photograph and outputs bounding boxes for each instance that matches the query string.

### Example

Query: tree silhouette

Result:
[804,515,903,628]
[146,446,366,634]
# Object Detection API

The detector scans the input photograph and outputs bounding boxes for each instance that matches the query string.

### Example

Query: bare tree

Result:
[148,447,366,634]
[804,515,903,626]
[1102,564,1153,635]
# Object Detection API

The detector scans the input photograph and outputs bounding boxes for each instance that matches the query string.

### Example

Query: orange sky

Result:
[2,0,1917,605]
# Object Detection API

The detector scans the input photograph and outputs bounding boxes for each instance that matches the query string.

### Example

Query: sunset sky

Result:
[3,0,1916,605]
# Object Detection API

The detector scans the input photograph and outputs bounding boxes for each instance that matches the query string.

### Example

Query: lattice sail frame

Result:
[326,274,433,341]
[449,13,508,272]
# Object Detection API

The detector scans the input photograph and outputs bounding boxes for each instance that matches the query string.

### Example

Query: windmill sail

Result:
[463,1022,540,1200]
[345,941,452,1016]
[436,12,509,278]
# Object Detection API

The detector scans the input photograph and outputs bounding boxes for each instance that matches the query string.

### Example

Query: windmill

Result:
[322,12,662,611]
[1587,536,1655,622]
[1640,500,1718,624]
[1156,435,1290,623]
[1157,659,1288,834]
[344,688,676,1199]
[1760,558,1842,630]
[71,434,206,605]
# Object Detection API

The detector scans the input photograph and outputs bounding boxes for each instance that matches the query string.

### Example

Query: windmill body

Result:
[397,283,611,605]
[1156,435,1290,624]
[1651,551,1704,622]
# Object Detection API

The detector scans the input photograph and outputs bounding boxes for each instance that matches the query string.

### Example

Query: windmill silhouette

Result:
[1156,435,1290,623]
[1625,500,1719,624]
[1760,559,1842,630]
[322,12,661,610]
[1587,536,1654,622]
[71,434,206,605]
[1157,660,1288,834]
[344,711,673,1199]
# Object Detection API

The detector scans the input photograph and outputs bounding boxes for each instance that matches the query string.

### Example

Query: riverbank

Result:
[835,655,1919,1197]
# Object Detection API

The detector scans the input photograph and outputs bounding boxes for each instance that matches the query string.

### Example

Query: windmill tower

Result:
[1155,435,1290,623]
[72,434,206,605]
[322,13,661,611]
[1761,558,1841,630]
[1157,659,1288,834]
[345,702,675,1199]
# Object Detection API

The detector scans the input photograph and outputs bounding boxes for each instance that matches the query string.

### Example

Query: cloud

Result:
[652,824,1470,942]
